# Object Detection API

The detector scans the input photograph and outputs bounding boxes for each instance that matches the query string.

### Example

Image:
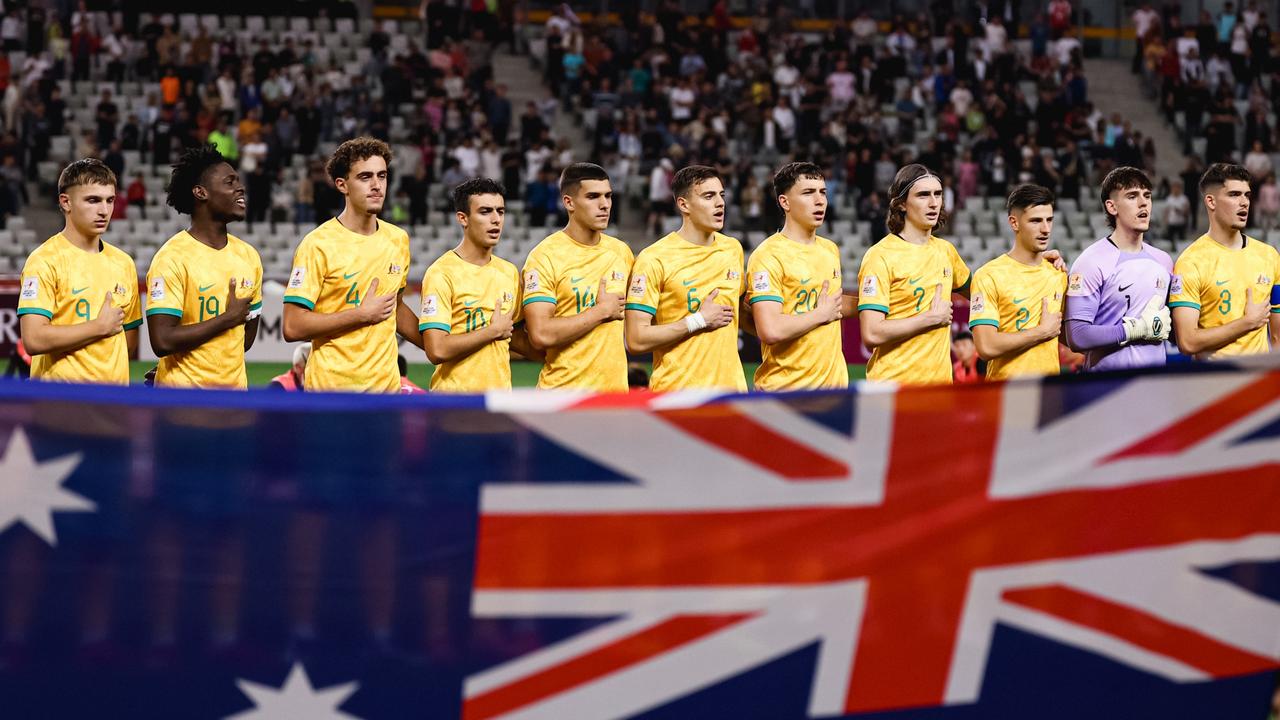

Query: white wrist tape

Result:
[685,312,707,333]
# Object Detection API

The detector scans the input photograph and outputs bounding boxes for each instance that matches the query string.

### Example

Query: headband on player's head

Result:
[893,170,941,203]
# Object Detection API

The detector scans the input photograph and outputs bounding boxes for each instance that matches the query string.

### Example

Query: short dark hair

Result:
[772,161,825,197]
[1099,166,1152,229]
[326,136,393,181]
[452,177,506,214]
[886,164,946,234]
[57,158,117,196]
[671,165,721,200]
[1198,162,1252,196]
[166,144,229,215]
[1006,183,1056,214]
[559,162,610,197]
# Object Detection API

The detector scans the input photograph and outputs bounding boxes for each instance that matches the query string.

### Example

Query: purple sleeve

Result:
[1064,253,1105,323]
[1066,319,1126,352]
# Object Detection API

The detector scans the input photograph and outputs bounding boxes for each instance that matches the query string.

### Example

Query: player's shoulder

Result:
[524,230,564,262]
[1143,240,1174,266]
[378,218,411,244]
[714,231,744,254]
[226,233,262,262]
[1247,235,1280,261]
[26,233,70,264]
[1173,235,1212,266]
[299,219,337,249]
[490,254,520,276]
[1071,237,1116,269]
[100,238,137,268]
[814,234,841,257]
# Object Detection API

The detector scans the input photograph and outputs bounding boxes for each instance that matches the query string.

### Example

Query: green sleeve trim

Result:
[521,296,556,307]
[1167,301,1201,310]
[283,295,316,310]
[858,303,890,314]
[123,319,143,331]
[748,295,784,305]
[145,307,184,318]
[955,277,971,293]
[968,318,1000,329]
[16,307,53,319]
[249,301,262,311]
[625,302,656,315]
[420,322,451,333]
[1271,307,1280,313]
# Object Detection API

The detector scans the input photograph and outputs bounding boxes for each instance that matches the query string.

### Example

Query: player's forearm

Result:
[150,314,240,356]
[1175,318,1252,355]
[753,308,823,346]
[1270,314,1280,350]
[975,328,1049,360]
[423,326,500,365]
[624,313,690,354]
[527,309,602,350]
[1064,319,1126,352]
[860,313,934,349]
[244,317,260,352]
[126,328,139,360]
[282,303,368,342]
[396,300,423,349]
[20,318,109,356]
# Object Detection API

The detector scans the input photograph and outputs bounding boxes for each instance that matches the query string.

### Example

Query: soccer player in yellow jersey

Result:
[420,178,540,392]
[746,161,851,390]
[625,165,747,392]
[1170,163,1280,357]
[18,158,142,384]
[968,184,1068,380]
[282,137,423,392]
[522,162,633,390]
[145,145,262,389]
[856,164,967,385]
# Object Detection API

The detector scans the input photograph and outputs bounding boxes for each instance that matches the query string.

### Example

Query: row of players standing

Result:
[14,137,1280,392]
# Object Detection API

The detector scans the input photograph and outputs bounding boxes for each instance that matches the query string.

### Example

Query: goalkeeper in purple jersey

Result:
[1064,167,1173,371]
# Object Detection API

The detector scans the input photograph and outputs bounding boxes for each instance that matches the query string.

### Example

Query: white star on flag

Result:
[227,663,362,719]
[0,426,91,546]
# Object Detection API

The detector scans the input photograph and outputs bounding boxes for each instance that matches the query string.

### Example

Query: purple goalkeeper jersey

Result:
[1065,237,1174,371]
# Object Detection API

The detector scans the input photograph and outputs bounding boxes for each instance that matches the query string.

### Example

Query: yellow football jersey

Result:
[627,231,747,392]
[521,230,633,391]
[745,232,847,390]
[856,234,971,385]
[967,254,1066,380]
[419,250,521,392]
[145,231,263,389]
[1169,234,1280,357]
[284,218,411,393]
[17,233,142,384]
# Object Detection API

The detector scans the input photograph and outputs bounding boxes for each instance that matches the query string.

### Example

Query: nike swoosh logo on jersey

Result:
[1012,297,1027,305]
[71,286,88,294]
[1118,283,1133,292]
[908,276,922,284]
[570,276,584,283]
[464,300,477,307]
[198,283,215,292]
[344,272,359,279]
[1215,280,1229,286]
[800,278,811,285]
[682,279,695,286]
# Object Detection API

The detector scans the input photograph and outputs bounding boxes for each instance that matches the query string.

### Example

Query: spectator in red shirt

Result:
[952,330,985,383]
[127,172,147,218]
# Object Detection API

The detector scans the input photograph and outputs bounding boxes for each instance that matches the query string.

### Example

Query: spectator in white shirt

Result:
[826,59,856,109]
[452,136,481,177]
[668,78,696,122]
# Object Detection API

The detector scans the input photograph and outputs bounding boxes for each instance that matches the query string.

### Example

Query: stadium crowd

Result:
[535,2,1109,236]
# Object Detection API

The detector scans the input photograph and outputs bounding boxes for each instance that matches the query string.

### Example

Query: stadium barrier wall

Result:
[0,366,1277,719]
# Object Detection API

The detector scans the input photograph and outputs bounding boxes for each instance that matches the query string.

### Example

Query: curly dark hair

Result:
[165,144,229,215]
[326,136,393,181]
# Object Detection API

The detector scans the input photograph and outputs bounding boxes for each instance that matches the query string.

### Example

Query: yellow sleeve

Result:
[857,248,891,314]
[510,265,524,324]
[123,258,142,330]
[145,250,186,320]
[1169,255,1203,310]
[418,266,456,333]
[948,241,971,292]
[284,237,325,310]
[746,246,785,305]
[250,250,264,315]
[398,234,411,292]
[17,252,57,321]
[521,247,556,308]
[735,244,747,299]
[625,250,663,316]
[967,268,1000,330]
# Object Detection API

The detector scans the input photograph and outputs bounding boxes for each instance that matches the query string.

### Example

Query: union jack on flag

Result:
[467,370,1280,719]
